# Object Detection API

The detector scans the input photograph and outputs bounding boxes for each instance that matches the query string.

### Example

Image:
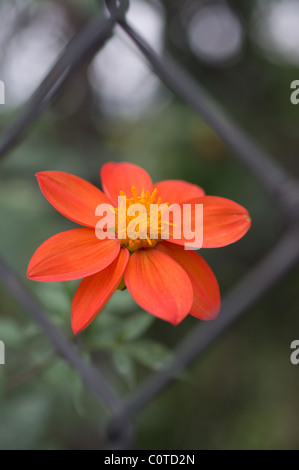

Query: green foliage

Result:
[119,312,155,342]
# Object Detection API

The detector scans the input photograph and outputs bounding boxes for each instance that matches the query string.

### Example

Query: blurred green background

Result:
[0,0,299,449]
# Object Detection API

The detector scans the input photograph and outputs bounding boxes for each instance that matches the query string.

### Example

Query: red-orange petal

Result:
[71,247,129,334]
[27,228,120,282]
[124,248,193,325]
[166,196,251,249]
[157,242,220,320]
[36,171,112,228]
[100,162,153,206]
[154,179,205,205]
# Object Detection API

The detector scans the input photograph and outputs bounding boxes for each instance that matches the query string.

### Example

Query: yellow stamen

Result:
[114,186,169,252]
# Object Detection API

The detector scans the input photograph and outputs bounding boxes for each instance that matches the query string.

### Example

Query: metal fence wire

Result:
[1,0,299,449]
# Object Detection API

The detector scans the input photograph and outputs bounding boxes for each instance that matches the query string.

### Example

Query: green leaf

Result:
[111,349,136,387]
[120,312,154,342]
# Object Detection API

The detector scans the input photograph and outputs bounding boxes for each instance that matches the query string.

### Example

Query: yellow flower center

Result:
[114,186,169,252]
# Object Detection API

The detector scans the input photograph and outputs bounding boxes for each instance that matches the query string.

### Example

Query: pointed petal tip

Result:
[26,263,41,281]
[26,268,33,280]
[71,324,81,335]
[245,213,252,226]
[27,271,38,281]
[36,171,51,181]
[199,302,221,321]
[170,317,184,326]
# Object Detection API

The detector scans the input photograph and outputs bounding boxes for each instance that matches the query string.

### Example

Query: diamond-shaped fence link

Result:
[0,0,299,449]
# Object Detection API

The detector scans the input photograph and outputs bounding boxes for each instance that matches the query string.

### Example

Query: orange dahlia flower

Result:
[27,162,251,334]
